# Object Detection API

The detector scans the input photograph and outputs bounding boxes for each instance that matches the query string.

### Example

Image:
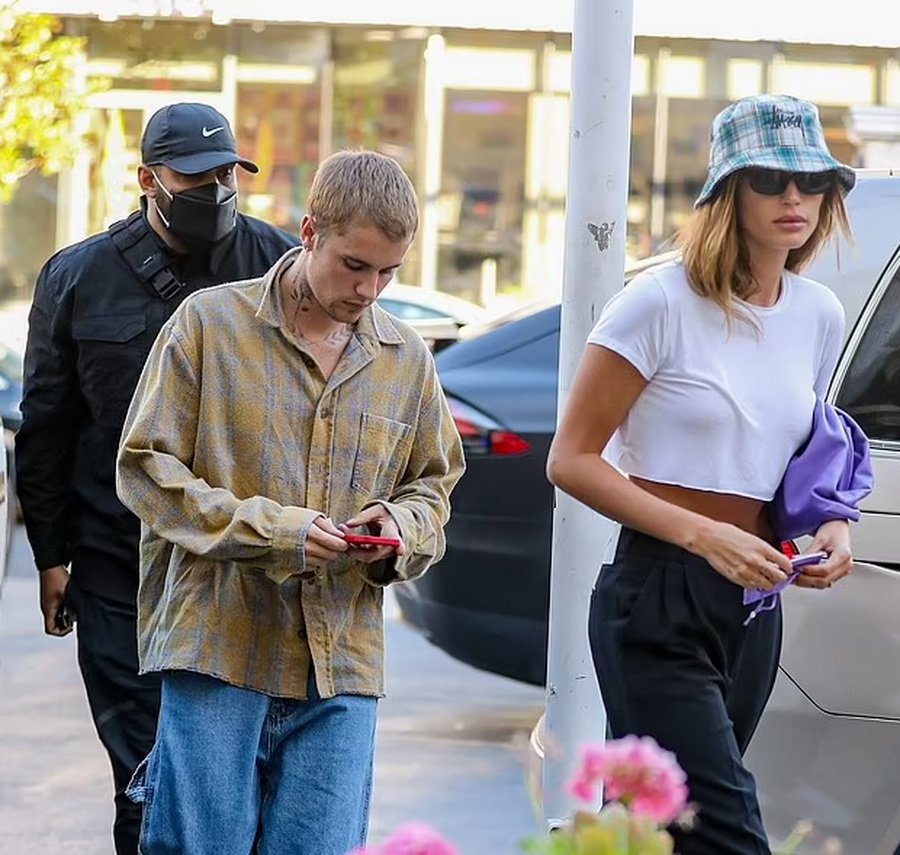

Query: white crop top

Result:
[587,260,845,501]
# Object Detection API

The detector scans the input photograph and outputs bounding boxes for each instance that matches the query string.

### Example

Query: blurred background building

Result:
[4,0,900,309]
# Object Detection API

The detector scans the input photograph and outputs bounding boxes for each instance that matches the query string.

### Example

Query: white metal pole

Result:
[541,0,635,829]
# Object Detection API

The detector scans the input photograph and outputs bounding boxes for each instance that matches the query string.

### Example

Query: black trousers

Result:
[588,527,782,855]
[68,583,162,855]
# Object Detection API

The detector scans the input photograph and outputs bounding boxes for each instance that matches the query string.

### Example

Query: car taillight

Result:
[447,396,531,457]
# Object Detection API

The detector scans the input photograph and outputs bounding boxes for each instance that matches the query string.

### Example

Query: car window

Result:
[378,299,448,321]
[836,260,900,442]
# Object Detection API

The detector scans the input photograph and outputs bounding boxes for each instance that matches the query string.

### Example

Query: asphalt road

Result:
[0,524,546,854]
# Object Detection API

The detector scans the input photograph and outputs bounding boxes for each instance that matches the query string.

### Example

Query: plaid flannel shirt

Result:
[116,248,465,699]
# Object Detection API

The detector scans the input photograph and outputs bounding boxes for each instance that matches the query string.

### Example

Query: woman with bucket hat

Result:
[547,94,858,853]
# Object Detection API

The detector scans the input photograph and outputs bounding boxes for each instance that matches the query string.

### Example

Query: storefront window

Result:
[86,107,144,235]
[818,104,861,168]
[236,85,321,234]
[773,60,876,107]
[628,97,655,262]
[331,28,423,281]
[0,172,57,306]
[82,19,225,92]
[439,91,528,302]
[662,97,729,241]
[331,29,421,166]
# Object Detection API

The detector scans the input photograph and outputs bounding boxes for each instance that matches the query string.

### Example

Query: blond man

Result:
[115,150,465,855]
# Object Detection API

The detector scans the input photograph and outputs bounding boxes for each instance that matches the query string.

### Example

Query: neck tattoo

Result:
[284,259,352,347]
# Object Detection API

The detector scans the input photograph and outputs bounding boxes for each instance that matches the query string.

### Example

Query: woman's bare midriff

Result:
[630,476,775,542]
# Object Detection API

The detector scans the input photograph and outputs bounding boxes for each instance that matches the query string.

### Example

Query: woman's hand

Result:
[794,519,853,589]
[694,522,793,590]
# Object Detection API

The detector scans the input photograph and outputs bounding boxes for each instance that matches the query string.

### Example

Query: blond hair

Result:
[306,150,419,244]
[676,173,852,323]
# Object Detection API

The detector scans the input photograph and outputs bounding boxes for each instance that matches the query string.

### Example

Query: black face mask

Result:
[152,171,237,246]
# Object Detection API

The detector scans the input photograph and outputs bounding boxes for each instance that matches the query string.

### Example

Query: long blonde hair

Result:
[676,172,853,323]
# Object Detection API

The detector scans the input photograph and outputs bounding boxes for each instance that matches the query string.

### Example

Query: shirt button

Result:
[320,408,330,419]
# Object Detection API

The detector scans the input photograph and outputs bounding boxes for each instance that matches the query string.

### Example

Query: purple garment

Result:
[769,399,873,542]
[742,571,800,624]
[743,400,873,624]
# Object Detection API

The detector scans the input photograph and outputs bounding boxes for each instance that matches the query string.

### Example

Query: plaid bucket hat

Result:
[695,94,855,207]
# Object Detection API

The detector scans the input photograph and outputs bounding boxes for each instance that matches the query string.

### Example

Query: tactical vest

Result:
[108,212,183,301]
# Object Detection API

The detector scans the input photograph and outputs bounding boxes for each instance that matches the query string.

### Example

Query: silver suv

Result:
[746,169,900,854]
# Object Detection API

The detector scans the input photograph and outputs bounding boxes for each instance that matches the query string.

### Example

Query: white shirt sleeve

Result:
[586,271,668,380]
[814,289,846,398]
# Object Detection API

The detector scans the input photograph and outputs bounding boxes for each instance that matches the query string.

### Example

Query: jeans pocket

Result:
[129,748,160,853]
[126,751,152,805]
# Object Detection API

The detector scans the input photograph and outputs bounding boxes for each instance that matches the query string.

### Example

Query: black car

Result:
[0,341,23,433]
[0,341,23,528]
[394,300,561,685]
[394,252,675,686]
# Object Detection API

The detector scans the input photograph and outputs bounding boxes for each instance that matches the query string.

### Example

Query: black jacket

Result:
[16,206,298,603]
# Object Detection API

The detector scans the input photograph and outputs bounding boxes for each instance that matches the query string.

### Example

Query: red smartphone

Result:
[343,533,402,549]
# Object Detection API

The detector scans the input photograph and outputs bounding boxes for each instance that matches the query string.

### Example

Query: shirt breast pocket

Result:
[350,412,414,498]
[73,313,149,428]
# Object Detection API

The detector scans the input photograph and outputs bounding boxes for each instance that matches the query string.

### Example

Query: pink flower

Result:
[566,736,689,825]
[568,776,596,804]
[373,822,460,855]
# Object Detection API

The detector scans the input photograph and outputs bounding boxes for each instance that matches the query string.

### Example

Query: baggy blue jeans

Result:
[126,669,378,855]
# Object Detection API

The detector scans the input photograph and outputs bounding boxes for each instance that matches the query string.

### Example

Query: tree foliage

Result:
[0,1,94,202]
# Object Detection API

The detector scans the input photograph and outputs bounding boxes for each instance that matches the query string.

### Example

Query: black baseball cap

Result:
[141,102,259,175]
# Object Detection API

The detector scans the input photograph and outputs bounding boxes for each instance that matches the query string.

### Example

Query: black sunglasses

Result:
[744,167,835,196]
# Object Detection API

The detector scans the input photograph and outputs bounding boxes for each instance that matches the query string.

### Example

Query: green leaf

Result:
[0,0,108,201]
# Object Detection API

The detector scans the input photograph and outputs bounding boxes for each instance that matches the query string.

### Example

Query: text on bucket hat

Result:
[695,94,855,207]
[140,102,259,176]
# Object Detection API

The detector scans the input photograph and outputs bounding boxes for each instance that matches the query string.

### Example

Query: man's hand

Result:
[304,516,351,570]
[340,505,406,565]
[39,565,73,637]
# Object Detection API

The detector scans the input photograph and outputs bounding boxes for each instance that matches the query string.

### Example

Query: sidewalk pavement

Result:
[0,571,112,853]
[0,526,545,854]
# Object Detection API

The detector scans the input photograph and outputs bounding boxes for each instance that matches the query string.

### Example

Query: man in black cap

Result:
[15,102,298,855]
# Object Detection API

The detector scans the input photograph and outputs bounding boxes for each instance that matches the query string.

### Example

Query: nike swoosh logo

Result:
[201,126,225,137]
